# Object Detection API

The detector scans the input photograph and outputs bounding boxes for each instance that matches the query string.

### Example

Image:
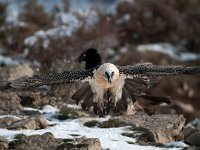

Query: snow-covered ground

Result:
[0,105,188,150]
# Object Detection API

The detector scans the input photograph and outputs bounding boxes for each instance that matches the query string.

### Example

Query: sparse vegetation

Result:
[56,107,80,120]
[84,120,99,127]
[14,134,26,140]
[99,119,127,128]
[84,119,128,128]
[122,132,139,138]
[8,134,25,149]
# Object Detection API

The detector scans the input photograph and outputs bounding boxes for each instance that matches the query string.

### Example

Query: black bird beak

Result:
[78,54,86,63]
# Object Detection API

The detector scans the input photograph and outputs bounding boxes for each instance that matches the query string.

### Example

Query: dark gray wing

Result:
[0,69,94,90]
[118,64,200,77]
[111,64,200,115]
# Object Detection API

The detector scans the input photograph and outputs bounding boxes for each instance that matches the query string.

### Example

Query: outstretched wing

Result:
[118,64,200,77]
[0,69,95,90]
[110,64,200,115]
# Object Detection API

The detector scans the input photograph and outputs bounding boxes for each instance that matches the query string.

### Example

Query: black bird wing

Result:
[0,69,95,90]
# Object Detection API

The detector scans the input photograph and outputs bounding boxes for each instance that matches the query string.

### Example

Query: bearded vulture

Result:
[0,49,200,116]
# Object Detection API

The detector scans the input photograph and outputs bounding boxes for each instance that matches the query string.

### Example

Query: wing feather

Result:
[118,64,200,77]
[0,69,94,90]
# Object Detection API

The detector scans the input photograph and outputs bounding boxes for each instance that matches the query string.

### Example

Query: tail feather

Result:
[123,85,136,103]
[141,95,172,105]
[81,92,93,111]
[71,83,91,104]
[71,82,94,111]
[113,88,131,114]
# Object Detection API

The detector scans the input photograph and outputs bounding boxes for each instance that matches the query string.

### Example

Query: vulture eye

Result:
[111,71,115,76]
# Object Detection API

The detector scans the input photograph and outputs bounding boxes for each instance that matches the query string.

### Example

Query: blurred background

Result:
[0,0,200,121]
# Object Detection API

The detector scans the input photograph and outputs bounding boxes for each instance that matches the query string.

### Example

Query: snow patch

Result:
[137,43,200,62]
[163,141,189,148]
[41,105,59,114]
[0,105,183,150]
[0,55,19,65]
[66,104,82,110]
[116,14,131,24]
[24,23,80,48]
[53,12,79,27]
[187,119,200,129]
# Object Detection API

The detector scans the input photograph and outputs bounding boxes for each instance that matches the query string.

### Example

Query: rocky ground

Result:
[0,63,199,150]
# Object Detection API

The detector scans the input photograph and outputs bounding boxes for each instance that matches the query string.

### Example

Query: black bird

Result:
[78,48,102,69]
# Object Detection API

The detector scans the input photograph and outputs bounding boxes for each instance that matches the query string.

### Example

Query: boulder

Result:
[9,132,62,150]
[0,92,22,114]
[0,115,48,130]
[0,64,34,80]
[116,112,185,143]
[183,127,200,147]
[0,137,8,150]
[9,133,102,150]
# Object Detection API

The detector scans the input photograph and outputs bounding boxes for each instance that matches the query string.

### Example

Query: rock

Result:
[0,64,34,80]
[21,110,42,116]
[0,117,20,128]
[183,126,200,147]
[9,133,102,150]
[185,146,200,150]
[76,136,102,150]
[58,136,102,150]
[116,112,185,143]
[182,126,199,140]
[186,131,200,146]
[9,132,63,150]
[17,91,49,108]
[0,92,22,114]
[0,137,8,150]
[0,115,48,130]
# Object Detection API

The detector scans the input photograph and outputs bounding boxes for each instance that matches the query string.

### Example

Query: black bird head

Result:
[78,48,102,69]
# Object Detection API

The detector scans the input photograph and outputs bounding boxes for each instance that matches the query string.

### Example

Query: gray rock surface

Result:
[9,132,102,150]
[116,112,185,143]
[0,64,34,80]
[0,92,22,114]
[0,136,8,150]
[0,115,48,130]
[183,127,200,147]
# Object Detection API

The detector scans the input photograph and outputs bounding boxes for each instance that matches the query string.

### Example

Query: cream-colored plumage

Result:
[89,63,124,111]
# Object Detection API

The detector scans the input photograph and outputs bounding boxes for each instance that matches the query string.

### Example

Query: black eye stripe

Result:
[105,71,114,77]
[105,72,109,76]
